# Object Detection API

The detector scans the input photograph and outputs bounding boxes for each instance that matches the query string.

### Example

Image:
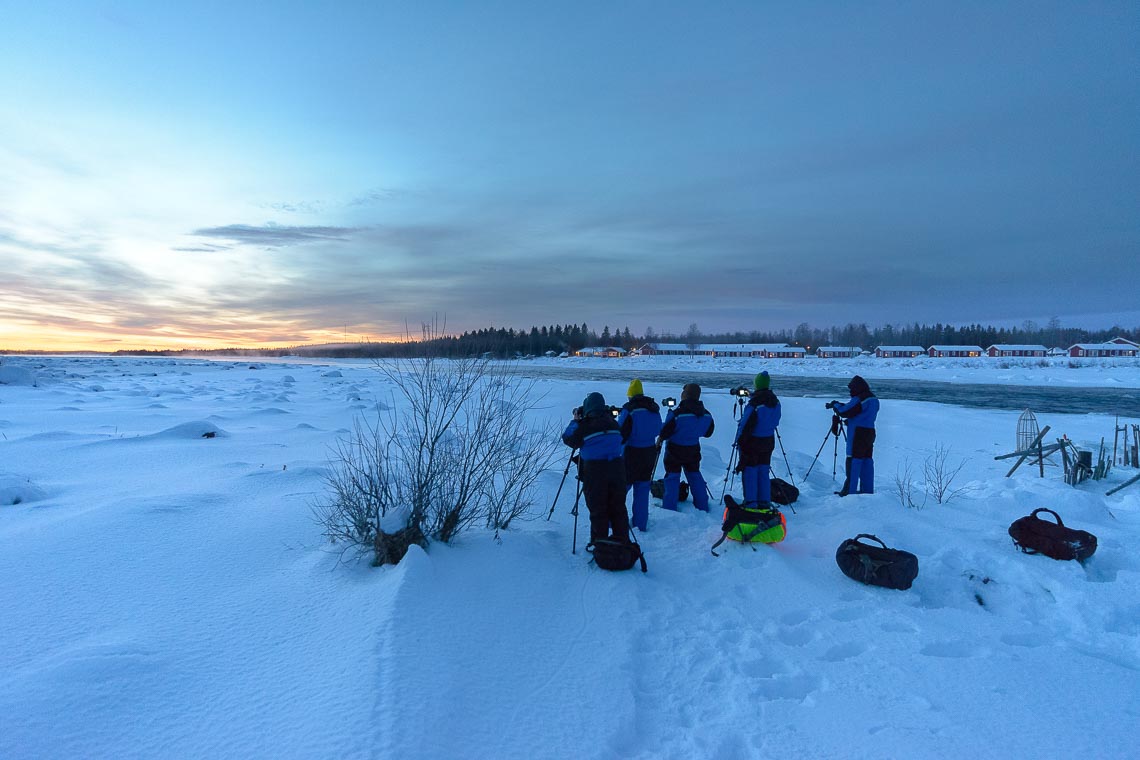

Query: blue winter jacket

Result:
[617,395,662,449]
[735,389,781,444]
[659,399,715,446]
[562,413,623,461]
[834,393,879,456]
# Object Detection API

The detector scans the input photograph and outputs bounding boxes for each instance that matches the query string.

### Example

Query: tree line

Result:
[75,318,1139,359]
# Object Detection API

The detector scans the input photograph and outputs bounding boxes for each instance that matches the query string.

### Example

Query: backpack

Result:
[710,496,786,556]
[650,479,690,502]
[770,477,799,506]
[1008,508,1097,562]
[835,534,919,590]
[587,538,648,573]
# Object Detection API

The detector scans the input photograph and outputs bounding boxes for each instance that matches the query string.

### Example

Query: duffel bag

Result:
[587,538,648,573]
[650,479,689,502]
[835,534,918,590]
[1008,508,1097,562]
[770,477,799,506]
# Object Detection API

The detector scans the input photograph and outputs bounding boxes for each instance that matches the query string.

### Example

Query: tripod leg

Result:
[804,429,832,479]
[571,477,583,554]
[775,428,796,487]
[547,449,577,521]
[719,445,737,502]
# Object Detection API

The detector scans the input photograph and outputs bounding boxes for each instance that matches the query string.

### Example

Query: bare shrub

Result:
[316,354,561,565]
[893,459,927,509]
[922,443,972,504]
[894,443,973,509]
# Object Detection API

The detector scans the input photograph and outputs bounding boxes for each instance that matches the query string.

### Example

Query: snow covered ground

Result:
[1,355,1139,759]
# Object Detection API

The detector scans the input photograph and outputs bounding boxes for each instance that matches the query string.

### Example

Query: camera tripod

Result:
[805,414,847,482]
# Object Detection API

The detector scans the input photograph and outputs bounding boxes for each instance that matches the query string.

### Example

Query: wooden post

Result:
[1106,472,1140,497]
[995,442,1061,461]
[1005,426,1051,477]
[1117,419,1126,467]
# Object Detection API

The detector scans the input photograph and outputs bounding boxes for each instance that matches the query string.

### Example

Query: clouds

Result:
[190,224,362,249]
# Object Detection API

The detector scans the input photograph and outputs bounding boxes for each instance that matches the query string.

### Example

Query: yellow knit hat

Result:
[627,378,644,398]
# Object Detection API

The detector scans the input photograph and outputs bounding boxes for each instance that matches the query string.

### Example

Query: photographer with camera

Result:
[616,379,662,533]
[656,383,715,512]
[826,375,879,495]
[562,392,632,544]
[733,371,782,507]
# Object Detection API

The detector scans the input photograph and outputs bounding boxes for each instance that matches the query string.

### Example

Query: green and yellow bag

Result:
[711,496,786,556]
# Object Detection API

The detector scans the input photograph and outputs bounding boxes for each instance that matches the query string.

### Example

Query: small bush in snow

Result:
[922,443,973,505]
[893,460,927,510]
[316,354,562,565]
[893,443,973,509]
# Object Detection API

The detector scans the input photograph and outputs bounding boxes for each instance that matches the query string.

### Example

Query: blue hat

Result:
[582,392,607,416]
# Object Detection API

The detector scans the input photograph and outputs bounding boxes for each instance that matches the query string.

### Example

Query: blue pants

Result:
[741,464,771,506]
[628,481,650,531]
[663,469,709,512]
[850,458,874,494]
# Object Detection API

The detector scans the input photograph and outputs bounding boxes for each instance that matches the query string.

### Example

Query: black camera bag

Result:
[1008,508,1097,562]
[770,477,799,506]
[587,538,648,573]
[649,479,689,502]
[835,534,918,590]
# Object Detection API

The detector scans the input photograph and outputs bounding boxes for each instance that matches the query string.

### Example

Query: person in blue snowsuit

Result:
[734,371,782,507]
[828,375,879,495]
[656,383,715,512]
[562,391,631,543]
[616,378,662,533]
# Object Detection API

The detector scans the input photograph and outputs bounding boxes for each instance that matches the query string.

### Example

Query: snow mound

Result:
[321,370,343,378]
[149,421,229,440]
[0,473,48,505]
[0,366,37,386]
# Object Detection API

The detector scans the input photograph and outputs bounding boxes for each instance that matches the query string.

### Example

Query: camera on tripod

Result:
[662,397,677,409]
[573,405,620,420]
[730,385,751,399]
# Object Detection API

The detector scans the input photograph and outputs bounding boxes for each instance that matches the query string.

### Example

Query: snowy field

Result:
[2,355,1139,759]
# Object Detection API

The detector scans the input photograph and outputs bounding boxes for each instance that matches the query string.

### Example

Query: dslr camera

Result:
[662,396,677,409]
[730,385,752,399]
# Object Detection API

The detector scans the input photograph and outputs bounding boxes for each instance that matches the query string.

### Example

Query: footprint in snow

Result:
[751,672,823,703]
[777,625,818,648]
[880,619,919,634]
[920,640,981,658]
[780,609,812,626]
[1000,631,1049,648]
[829,606,867,622]
[820,641,868,662]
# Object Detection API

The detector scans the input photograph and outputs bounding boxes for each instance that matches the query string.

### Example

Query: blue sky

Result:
[2,1,1138,349]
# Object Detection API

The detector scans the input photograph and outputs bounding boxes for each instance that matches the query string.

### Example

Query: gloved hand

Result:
[825,401,836,409]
